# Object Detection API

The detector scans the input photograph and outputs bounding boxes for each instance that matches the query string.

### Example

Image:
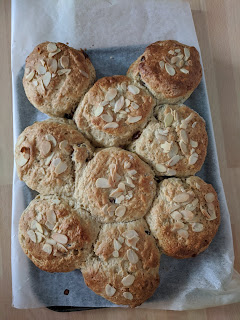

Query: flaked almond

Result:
[17,153,29,167]
[42,72,51,87]
[96,178,111,188]
[57,68,71,75]
[161,141,172,153]
[205,193,215,203]
[172,221,185,230]
[190,140,198,148]
[128,85,140,95]
[191,222,204,232]
[115,205,126,217]
[127,249,139,264]
[189,153,198,165]
[36,65,46,75]
[122,230,138,239]
[109,189,122,199]
[47,42,57,52]
[40,140,51,156]
[127,115,142,124]
[131,102,139,110]
[176,59,184,68]
[192,121,197,128]
[125,176,135,188]
[100,101,109,107]
[59,140,69,153]
[180,68,189,74]
[159,61,165,69]
[94,105,104,117]
[105,88,118,101]
[35,231,44,243]
[26,70,35,81]
[101,114,113,122]
[181,210,194,221]
[115,195,125,204]
[124,161,131,169]
[46,238,56,245]
[45,152,54,165]
[33,80,38,86]
[156,164,167,173]
[180,129,188,144]
[47,210,56,225]
[105,284,116,297]
[103,122,119,129]
[52,158,60,167]
[123,292,133,300]
[121,82,127,91]
[177,229,189,239]
[127,169,137,176]
[118,182,125,191]
[166,168,177,176]
[57,243,68,253]
[42,243,52,254]
[173,193,190,203]
[79,69,89,78]
[158,128,169,136]
[51,232,68,244]
[45,134,57,147]
[184,47,190,60]
[114,239,122,251]
[107,205,116,216]
[125,99,130,107]
[164,113,174,127]
[35,221,43,234]
[118,236,124,243]
[167,155,180,167]
[114,96,124,112]
[60,56,69,68]
[170,211,182,220]
[121,275,135,287]
[168,143,178,158]
[112,251,119,258]
[165,63,175,76]
[179,140,188,155]
[31,220,37,230]
[27,230,36,243]
[171,56,180,64]
[47,58,57,73]
[55,161,67,175]
[49,48,61,58]
[126,236,139,249]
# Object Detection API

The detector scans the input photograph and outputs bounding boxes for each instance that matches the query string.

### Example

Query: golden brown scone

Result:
[129,104,208,177]
[73,75,155,147]
[146,177,220,259]
[15,118,94,197]
[74,147,156,223]
[23,42,96,117]
[81,219,160,307]
[18,194,100,272]
[127,40,202,104]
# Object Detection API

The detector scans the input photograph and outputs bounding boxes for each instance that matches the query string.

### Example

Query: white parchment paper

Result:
[11,0,240,310]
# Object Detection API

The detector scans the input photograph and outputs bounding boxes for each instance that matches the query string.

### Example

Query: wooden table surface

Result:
[1,0,240,319]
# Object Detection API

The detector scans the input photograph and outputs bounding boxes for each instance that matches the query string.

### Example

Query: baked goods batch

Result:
[15,40,221,307]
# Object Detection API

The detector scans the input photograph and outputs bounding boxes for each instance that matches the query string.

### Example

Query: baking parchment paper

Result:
[11,0,240,310]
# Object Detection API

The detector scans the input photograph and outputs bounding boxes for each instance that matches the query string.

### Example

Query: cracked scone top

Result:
[74,147,156,223]
[18,194,100,272]
[23,42,96,117]
[73,75,156,147]
[129,104,208,177]
[81,219,160,308]
[15,118,94,197]
[146,176,220,259]
[127,40,202,104]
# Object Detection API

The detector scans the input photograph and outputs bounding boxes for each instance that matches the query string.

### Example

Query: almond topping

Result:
[167,155,180,167]
[177,229,189,239]
[35,222,43,234]
[55,161,68,175]
[180,129,188,144]
[79,69,89,78]
[115,195,125,204]
[105,88,118,101]
[192,121,197,128]
[192,222,204,232]
[164,113,174,127]
[47,210,56,225]
[122,230,138,239]
[179,140,188,155]
[114,96,124,112]
[166,168,177,176]
[180,68,189,74]
[124,161,131,169]
[159,61,165,69]
[190,140,198,148]
[47,42,57,52]
[57,243,68,253]
[45,134,57,147]
[105,284,116,297]
[189,153,198,165]
[112,251,119,258]
[126,236,139,249]
[27,230,36,243]
[131,102,139,110]
[46,238,56,245]
[172,221,185,230]
[181,210,194,221]
[95,105,104,117]
[156,164,167,173]
[42,72,51,87]
[96,178,111,188]
[205,193,215,203]
[125,99,130,107]
[42,243,52,254]
[115,205,126,217]
[121,275,135,287]
[45,152,54,165]
[57,68,71,75]
[184,47,190,60]
[114,239,122,251]
[36,65,46,75]
[17,153,29,167]
[127,116,142,124]
[101,114,113,122]
[51,232,68,244]
[35,232,44,243]
[170,211,182,220]
[103,122,119,129]
[40,140,51,156]
[165,63,175,76]
[123,292,133,300]
[60,56,69,68]
[128,85,140,95]
[173,193,190,203]
[47,58,57,73]
[26,70,35,81]
[49,48,61,58]
[127,249,139,264]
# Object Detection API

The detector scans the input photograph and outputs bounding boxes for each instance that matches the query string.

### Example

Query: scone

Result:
[73,75,155,147]
[81,219,160,307]
[18,194,100,272]
[127,40,202,104]
[146,176,220,259]
[74,147,156,223]
[129,104,208,177]
[15,118,94,197]
[23,41,96,117]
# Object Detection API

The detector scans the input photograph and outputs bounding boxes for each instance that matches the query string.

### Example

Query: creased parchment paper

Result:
[11,0,240,310]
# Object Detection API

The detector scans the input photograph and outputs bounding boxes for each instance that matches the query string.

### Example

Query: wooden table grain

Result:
[1,0,240,319]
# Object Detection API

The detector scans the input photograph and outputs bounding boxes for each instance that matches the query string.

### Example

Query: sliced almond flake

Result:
[173,110,179,121]
[177,54,184,59]
[159,61,165,69]
[36,65,46,75]
[205,193,215,203]
[115,195,125,204]
[118,182,125,191]
[122,275,135,287]
[175,49,181,53]
[42,72,51,87]
[57,243,68,253]
[60,56,69,69]
[164,113,174,127]
[180,121,188,130]
[17,135,25,146]
[170,211,182,220]
[184,113,195,123]
[125,236,139,249]
[123,292,133,300]
[131,102,139,110]
[45,152,54,165]
[113,239,122,251]
[180,68,189,74]
[190,140,198,148]
[125,176,135,188]
[191,222,204,232]
[35,221,43,234]
[94,106,103,117]
[35,231,44,243]
[45,134,57,147]
[114,96,124,113]
[51,232,68,244]
[31,220,37,230]
[184,47,190,60]
[168,50,175,55]
[168,204,181,213]
[125,192,133,200]
[127,249,139,264]
[39,140,51,157]
[156,164,167,173]
[176,59,184,68]
[121,82,127,91]
[100,100,109,107]
[192,121,197,128]
[42,243,52,254]
[40,59,45,66]
[43,227,49,236]
[52,73,56,78]
[161,141,172,153]
[190,148,195,154]
[165,63,175,76]
[105,284,116,297]
[127,115,142,124]
[158,128,169,136]
[177,229,189,239]
[26,70,35,81]
[127,169,137,176]
[168,143,178,158]
[46,238,56,245]
[47,58,58,73]
[180,129,188,144]
[101,114,113,122]
[48,48,61,57]
[118,236,124,244]
[105,88,118,101]
[181,210,194,221]
[55,161,67,175]
[109,188,122,199]
[172,221,185,231]
[27,230,37,243]
[102,204,109,215]
[128,85,140,95]
[207,202,215,211]
[59,140,68,152]
[47,42,57,52]
[96,178,111,188]
[122,230,138,239]
[115,205,126,217]
[124,161,131,169]
[103,122,119,129]
[107,205,116,216]
[112,250,119,258]
[189,153,198,165]
[52,157,61,167]
[207,208,217,221]
[171,56,180,64]
[80,69,89,78]
[179,140,188,155]
[57,68,71,75]
[166,168,177,176]
[39,79,45,93]
[32,80,38,87]
[17,153,29,167]
[167,155,180,167]
[47,210,56,225]
[173,193,190,203]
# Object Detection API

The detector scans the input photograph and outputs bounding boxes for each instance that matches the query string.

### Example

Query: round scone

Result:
[74,147,156,223]
[73,75,155,147]
[129,104,208,177]
[127,40,202,104]
[146,176,220,259]
[15,118,94,197]
[23,41,96,117]
[81,219,160,307]
[18,194,100,272]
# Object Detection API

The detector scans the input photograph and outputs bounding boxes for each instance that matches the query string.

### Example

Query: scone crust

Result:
[81,219,160,307]
[15,118,94,197]
[129,104,208,177]
[74,147,156,223]
[73,75,155,147]
[146,177,220,259]
[127,40,202,103]
[23,42,96,117]
[18,194,100,272]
